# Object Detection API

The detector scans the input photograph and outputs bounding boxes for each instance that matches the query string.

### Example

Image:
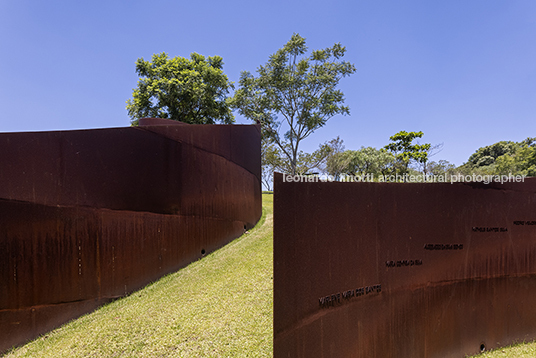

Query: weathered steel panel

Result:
[274,173,536,358]
[0,118,261,353]
[139,117,262,181]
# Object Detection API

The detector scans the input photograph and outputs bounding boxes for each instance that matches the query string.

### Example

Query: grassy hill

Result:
[468,342,536,358]
[4,195,273,358]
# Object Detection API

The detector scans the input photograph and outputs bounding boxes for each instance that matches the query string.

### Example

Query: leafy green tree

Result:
[261,137,284,191]
[495,145,536,176]
[325,150,354,179]
[127,52,234,125]
[384,131,431,176]
[265,138,340,177]
[466,141,517,168]
[346,147,395,177]
[458,137,536,177]
[521,137,536,147]
[494,153,517,175]
[342,149,371,176]
[318,136,346,179]
[325,151,349,180]
[418,143,444,174]
[375,148,398,177]
[230,33,356,175]
[426,160,456,177]
[326,147,395,180]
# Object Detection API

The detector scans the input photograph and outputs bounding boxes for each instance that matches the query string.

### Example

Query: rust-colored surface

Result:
[0,118,261,353]
[274,173,536,358]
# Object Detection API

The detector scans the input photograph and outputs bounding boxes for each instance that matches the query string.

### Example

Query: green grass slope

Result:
[469,342,536,358]
[4,194,273,358]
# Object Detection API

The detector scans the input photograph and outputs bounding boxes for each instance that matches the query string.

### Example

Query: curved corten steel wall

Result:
[274,173,536,358]
[0,118,261,353]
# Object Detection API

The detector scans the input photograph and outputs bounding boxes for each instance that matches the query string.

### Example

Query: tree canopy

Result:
[326,147,395,179]
[126,52,234,125]
[466,141,518,168]
[230,33,356,175]
[460,138,536,176]
[262,136,343,188]
[384,131,431,175]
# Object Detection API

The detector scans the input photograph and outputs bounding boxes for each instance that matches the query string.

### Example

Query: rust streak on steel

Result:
[274,172,536,358]
[0,118,261,353]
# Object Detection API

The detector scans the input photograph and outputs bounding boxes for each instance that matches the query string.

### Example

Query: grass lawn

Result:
[468,342,536,358]
[4,194,274,358]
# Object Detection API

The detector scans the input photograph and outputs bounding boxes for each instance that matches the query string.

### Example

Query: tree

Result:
[126,52,234,125]
[230,33,356,175]
[426,160,456,177]
[457,137,536,177]
[466,141,517,168]
[322,137,347,179]
[419,143,444,174]
[327,147,395,180]
[325,151,353,179]
[261,137,284,191]
[348,147,395,177]
[384,131,431,176]
[494,145,536,176]
[263,137,342,187]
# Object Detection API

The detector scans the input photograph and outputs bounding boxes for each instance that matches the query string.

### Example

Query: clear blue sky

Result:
[1,0,535,166]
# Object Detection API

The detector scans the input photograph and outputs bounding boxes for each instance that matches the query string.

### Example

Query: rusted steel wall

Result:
[274,173,536,358]
[0,118,261,353]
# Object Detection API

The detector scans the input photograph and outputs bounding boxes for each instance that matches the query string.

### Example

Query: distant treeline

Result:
[263,131,536,189]
[323,135,536,181]
[456,138,536,177]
